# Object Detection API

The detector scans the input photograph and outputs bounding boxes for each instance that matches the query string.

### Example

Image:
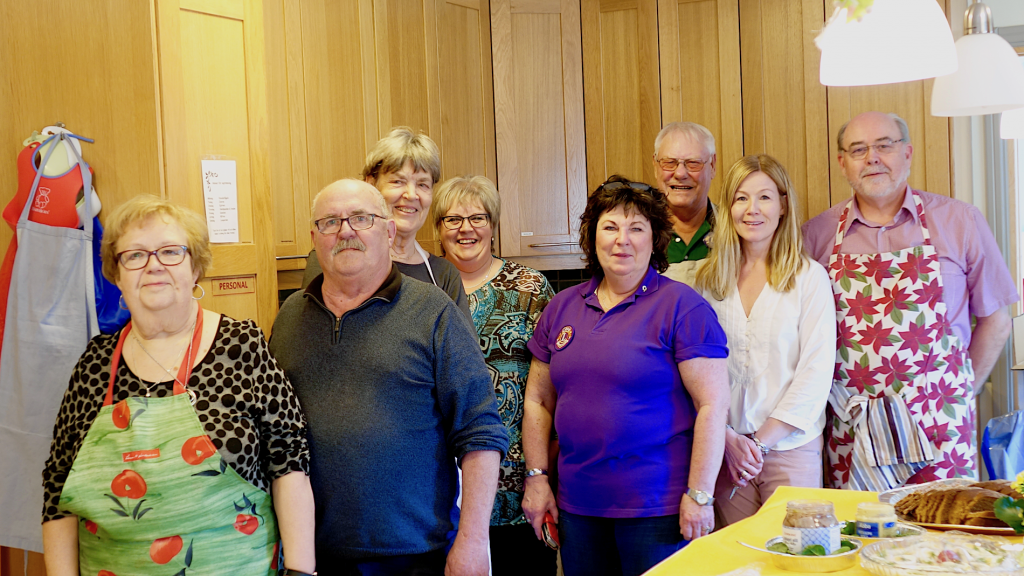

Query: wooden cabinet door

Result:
[739,0,829,222]
[658,0,743,204]
[492,0,588,257]
[372,0,498,255]
[582,0,662,191]
[156,0,278,333]
[268,0,378,277]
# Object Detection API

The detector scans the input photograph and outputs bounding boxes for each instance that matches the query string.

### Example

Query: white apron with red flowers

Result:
[826,191,975,491]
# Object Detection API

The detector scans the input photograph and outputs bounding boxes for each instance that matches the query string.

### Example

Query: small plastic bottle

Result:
[856,502,897,538]
[782,500,841,554]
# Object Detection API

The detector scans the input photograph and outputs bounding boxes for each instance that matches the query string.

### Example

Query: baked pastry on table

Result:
[894,479,1022,527]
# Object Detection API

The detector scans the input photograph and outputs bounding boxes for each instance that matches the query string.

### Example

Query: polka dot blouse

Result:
[42,316,310,522]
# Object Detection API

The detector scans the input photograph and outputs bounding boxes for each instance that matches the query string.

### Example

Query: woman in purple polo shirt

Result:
[694,155,835,526]
[521,176,730,576]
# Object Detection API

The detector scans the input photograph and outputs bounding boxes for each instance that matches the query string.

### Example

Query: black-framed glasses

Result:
[441,214,490,230]
[841,138,906,160]
[656,157,709,172]
[314,214,383,234]
[116,245,190,270]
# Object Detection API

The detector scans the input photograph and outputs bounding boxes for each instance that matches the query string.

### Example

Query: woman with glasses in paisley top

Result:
[431,175,556,575]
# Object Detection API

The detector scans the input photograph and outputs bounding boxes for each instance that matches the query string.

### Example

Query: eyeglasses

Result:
[314,214,383,234]
[841,138,906,160]
[441,214,490,230]
[656,157,709,172]
[117,245,190,270]
[599,181,656,193]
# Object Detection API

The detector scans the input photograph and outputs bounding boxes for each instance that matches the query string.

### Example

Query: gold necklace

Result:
[466,258,500,293]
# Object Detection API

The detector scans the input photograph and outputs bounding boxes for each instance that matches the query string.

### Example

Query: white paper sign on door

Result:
[201,159,239,243]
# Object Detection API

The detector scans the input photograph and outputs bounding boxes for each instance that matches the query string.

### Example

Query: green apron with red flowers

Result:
[826,191,976,491]
[57,307,279,575]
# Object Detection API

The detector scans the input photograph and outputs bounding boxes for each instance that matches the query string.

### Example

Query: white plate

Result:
[878,478,1017,536]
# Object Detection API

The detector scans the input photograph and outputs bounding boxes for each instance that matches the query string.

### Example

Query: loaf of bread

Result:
[973,479,1023,499]
[894,482,1011,526]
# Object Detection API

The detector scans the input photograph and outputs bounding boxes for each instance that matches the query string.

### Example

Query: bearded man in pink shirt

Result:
[803,111,1018,491]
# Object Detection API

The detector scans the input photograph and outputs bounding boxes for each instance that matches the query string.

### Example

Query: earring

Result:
[118,295,128,310]
[192,284,205,300]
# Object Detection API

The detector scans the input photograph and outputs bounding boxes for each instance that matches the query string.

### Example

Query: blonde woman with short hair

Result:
[695,155,836,526]
[432,175,557,574]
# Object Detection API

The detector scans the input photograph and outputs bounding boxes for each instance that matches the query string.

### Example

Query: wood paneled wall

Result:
[0,1,162,250]
[657,0,743,205]
[739,0,829,223]
[582,0,662,191]
[269,0,497,263]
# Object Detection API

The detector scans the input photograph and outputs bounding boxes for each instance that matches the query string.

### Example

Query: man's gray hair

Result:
[654,122,716,157]
[837,113,911,150]
[310,179,391,227]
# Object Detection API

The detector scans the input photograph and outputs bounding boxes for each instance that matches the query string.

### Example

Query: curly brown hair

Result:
[578,175,672,275]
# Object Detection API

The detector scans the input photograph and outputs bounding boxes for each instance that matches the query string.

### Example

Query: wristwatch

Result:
[686,487,715,506]
[525,468,548,477]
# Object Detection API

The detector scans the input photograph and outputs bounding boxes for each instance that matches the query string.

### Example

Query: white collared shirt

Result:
[703,259,836,451]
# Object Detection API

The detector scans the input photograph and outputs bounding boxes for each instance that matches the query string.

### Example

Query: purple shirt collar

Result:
[578,266,663,310]
[846,185,921,232]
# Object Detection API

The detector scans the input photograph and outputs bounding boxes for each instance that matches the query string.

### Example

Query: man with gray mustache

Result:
[803,111,1016,492]
[270,179,508,575]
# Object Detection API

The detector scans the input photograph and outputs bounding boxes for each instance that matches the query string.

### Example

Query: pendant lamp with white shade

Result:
[932,2,1024,117]
[817,0,957,87]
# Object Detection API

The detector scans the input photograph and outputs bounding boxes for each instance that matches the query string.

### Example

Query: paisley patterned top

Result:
[468,259,553,526]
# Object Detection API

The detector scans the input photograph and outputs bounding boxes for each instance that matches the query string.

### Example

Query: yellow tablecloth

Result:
[645,485,1023,576]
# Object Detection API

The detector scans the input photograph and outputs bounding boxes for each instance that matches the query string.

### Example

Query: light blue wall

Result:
[987,0,1024,28]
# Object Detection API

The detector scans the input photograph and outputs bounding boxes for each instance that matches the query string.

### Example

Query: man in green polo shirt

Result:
[651,122,717,286]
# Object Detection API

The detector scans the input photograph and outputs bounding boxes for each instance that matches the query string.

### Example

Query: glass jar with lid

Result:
[856,502,897,538]
[782,500,840,554]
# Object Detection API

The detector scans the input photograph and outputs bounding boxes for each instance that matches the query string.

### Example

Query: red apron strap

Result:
[103,305,204,407]
[172,305,204,396]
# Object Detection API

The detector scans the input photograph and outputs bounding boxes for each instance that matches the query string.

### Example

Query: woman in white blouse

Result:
[694,154,836,526]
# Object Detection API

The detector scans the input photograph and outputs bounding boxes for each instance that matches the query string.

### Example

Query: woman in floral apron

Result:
[41,196,316,575]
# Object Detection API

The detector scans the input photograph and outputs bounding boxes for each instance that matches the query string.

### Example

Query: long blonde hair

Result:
[695,154,806,300]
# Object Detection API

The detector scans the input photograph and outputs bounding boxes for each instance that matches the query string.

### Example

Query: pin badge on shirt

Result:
[555,326,574,350]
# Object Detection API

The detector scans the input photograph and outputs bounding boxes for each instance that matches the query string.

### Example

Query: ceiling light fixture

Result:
[817,0,957,87]
[932,2,1024,117]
